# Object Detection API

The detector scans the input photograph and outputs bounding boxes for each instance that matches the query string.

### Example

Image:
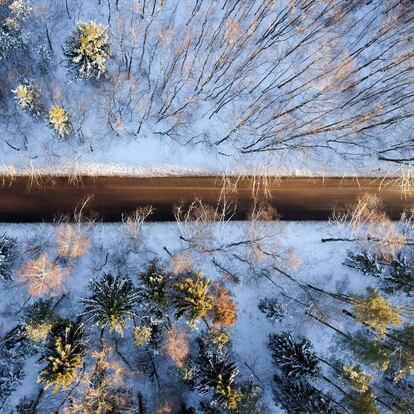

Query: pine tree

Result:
[81,273,139,335]
[393,325,414,381]
[237,381,264,414]
[63,21,110,80]
[349,390,379,414]
[38,320,84,392]
[385,255,414,296]
[0,0,31,62]
[349,332,391,372]
[258,297,285,322]
[22,299,56,342]
[12,82,42,116]
[351,288,401,337]
[343,365,373,394]
[273,375,339,414]
[137,261,172,326]
[0,325,32,406]
[268,332,319,379]
[344,251,383,277]
[48,105,72,138]
[0,234,16,281]
[133,325,152,348]
[197,353,242,411]
[173,272,213,326]
[345,251,414,296]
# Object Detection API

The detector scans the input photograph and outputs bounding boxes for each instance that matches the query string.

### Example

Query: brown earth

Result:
[0,175,412,222]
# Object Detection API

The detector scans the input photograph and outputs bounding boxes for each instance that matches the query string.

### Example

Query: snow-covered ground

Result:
[1,0,413,178]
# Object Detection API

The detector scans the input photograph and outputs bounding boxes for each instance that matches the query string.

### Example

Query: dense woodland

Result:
[0,0,414,413]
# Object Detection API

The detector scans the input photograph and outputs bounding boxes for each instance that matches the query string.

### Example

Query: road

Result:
[0,175,412,222]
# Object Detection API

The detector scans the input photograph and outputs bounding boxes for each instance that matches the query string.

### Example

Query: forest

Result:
[0,0,413,413]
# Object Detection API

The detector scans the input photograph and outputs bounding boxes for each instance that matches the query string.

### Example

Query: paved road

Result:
[0,175,412,222]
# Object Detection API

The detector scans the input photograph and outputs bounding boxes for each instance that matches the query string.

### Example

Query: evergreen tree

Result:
[349,390,379,414]
[38,320,85,392]
[268,332,319,379]
[0,0,31,62]
[344,251,383,277]
[393,325,414,381]
[48,105,72,138]
[0,234,16,282]
[136,261,172,326]
[273,375,339,414]
[237,381,264,414]
[385,255,414,296]
[258,297,285,322]
[173,272,213,326]
[343,365,373,394]
[81,273,139,335]
[22,299,56,342]
[63,21,110,80]
[351,288,401,337]
[12,81,43,116]
[345,251,414,296]
[197,353,242,411]
[0,325,32,407]
[348,332,391,372]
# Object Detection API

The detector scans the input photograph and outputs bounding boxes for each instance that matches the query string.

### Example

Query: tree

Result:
[393,325,414,381]
[63,21,110,80]
[273,375,338,414]
[0,325,32,407]
[0,0,31,62]
[349,390,379,414]
[22,299,56,342]
[258,297,285,322]
[345,251,414,296]
[81,273,139,335]
[237,381,264,414]
[12,82,42,116]
[162,326,189,368]
[385,255,414,296]
[268,332,319,379]
[17,253,68,297]
[38,320,85,393]
[48,105,72,138]
[351,288,401,337]
[56,224,89,259]
[63,345,134,414]
[173,272,213,326]
[344,251,383,277]
[0,234,17,282]
[197,353,242,411]
[133,325,152,348]
[211,285,237,328]
[136,261,172,326]
[348,332,391,372]
[343,365,373,394]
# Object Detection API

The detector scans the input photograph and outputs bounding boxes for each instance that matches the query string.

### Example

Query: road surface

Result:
[0,175,412,222]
